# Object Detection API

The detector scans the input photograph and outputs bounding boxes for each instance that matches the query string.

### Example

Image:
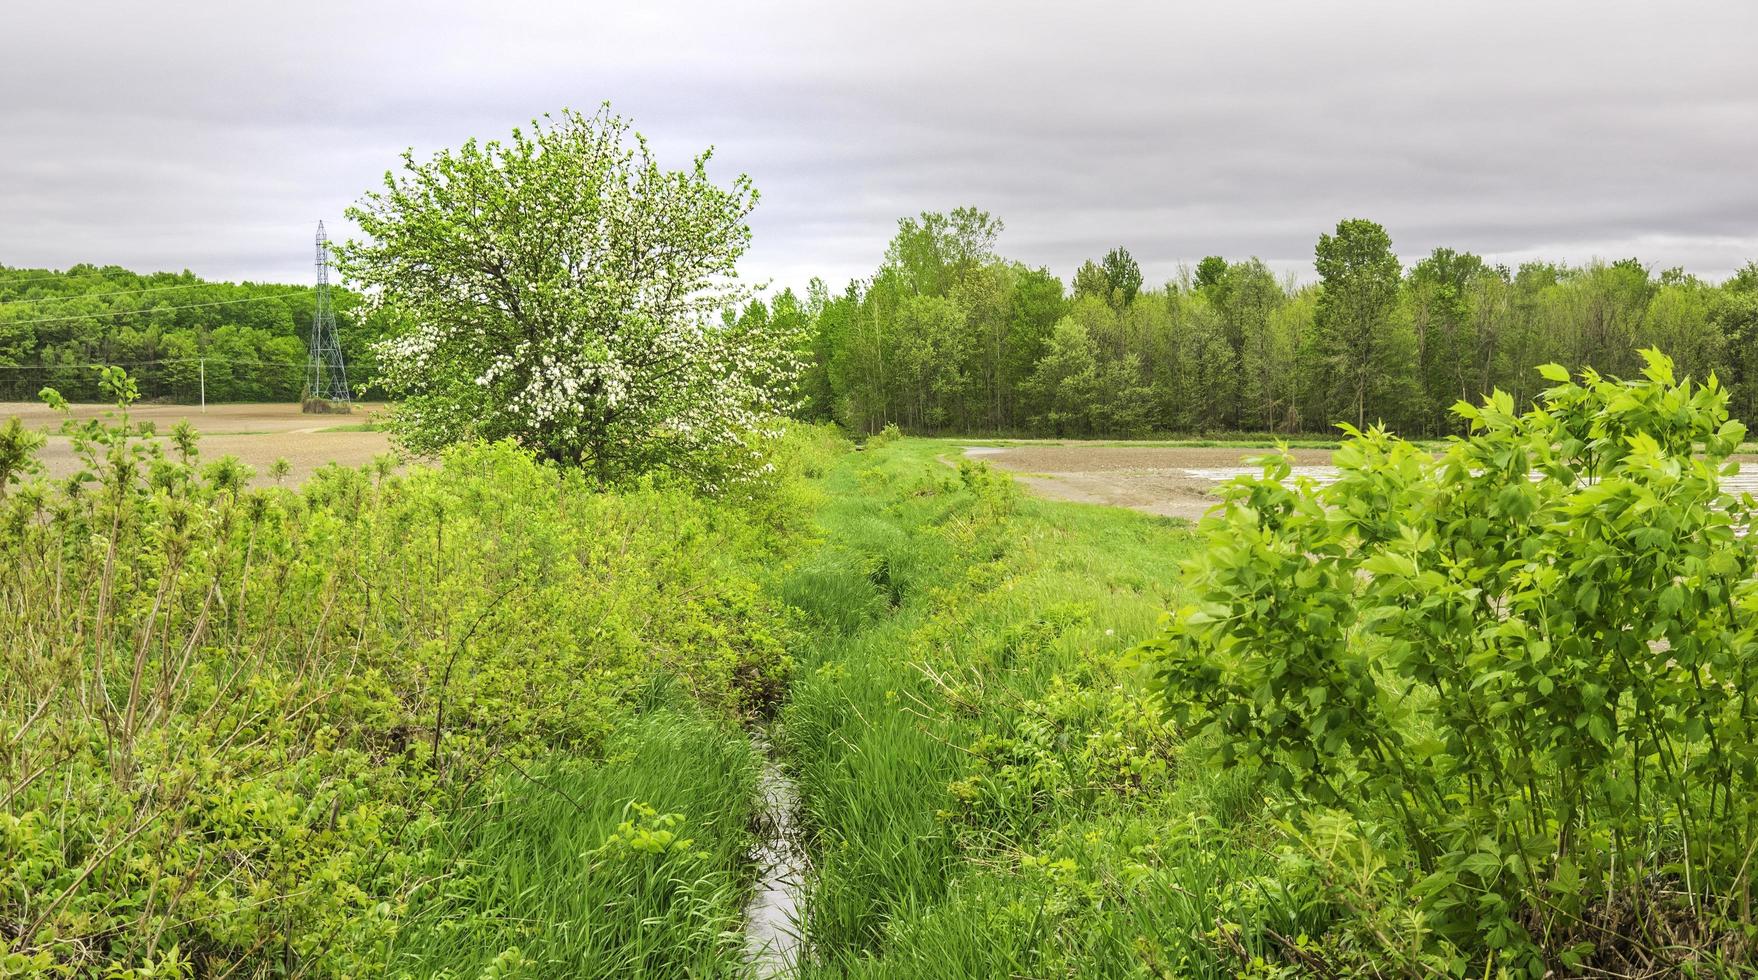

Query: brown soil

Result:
[967,444,1334,472]
[969,443,1758,520]
[4,401,397,487]
[962,443,1336,521]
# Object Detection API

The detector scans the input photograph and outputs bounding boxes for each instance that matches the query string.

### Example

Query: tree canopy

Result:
[10,210,1758,446]
[772,215,1758,439]
[337,105,799,487]
[0,265,386,402]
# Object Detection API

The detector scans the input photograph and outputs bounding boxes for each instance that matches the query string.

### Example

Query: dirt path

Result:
[962,444,1337,521]
[3,401,396,486]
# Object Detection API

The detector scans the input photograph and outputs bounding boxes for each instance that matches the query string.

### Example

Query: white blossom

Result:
[337,105,801,488]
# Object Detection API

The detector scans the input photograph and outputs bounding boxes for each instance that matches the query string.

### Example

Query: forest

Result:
[759,211,1758,437]
[7,216,1757,439]
[0,265,389,402]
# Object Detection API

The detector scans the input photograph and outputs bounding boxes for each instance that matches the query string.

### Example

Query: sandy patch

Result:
[3,401,397,487]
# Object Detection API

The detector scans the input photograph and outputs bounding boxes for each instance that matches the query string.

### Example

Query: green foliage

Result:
[15,217,1757,437]
[777,437,1295,977]
[0,264,390,403]
[337,105,800,486]
[1021,316,1099,435]
[1194,255,1230,293]
[385,712,761,978]
[1314,218,1413,430]
[0,416,44,494]
[881,208,1002,299]
[866,421,903,447]
[816,209,1064,433]
[1100,247,1144,307]
[0,376,839,975]
[773,212,1758,440]
[1147,350,1758,974]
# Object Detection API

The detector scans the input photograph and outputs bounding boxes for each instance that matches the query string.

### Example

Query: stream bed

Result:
[744,729,807,977]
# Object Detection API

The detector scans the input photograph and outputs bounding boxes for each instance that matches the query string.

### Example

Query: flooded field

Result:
[961,444,1333,520]
[965,443,1758,520]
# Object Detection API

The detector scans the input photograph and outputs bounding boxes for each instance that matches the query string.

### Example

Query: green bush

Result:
[0,379,837,975]
[866,422,904,447]
[1146,350,1758,975]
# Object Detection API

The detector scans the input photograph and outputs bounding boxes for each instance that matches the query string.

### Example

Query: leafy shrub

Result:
[942,668,1176,844]
[1146,351,1758,975]
[954,457,1019,516]
[866,422,904,447]
[0,378,833,975]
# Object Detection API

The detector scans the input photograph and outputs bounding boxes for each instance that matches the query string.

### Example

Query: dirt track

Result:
[3,402,396,486]
[963,444,1337,521]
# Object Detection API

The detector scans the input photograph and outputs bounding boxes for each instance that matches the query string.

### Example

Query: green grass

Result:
[3,415,1407,976]
[0,420,835,976]
[777,439,1292,977]
[385,706,761,978]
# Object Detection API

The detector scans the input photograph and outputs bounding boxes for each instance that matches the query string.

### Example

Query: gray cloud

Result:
[2,0,1754,294]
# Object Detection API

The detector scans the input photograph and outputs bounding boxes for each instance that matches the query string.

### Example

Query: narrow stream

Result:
[744,728,807,978]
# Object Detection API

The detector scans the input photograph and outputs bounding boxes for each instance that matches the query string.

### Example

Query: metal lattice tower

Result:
[303,221,353,409]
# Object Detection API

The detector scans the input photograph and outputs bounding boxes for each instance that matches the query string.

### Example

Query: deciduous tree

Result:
[1314,218,1412,429]
[338,106,799,488]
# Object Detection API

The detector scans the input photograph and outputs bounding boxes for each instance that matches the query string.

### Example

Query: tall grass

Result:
[385,708,760,978]
[0,385,836,976]
[778,442,1295,976]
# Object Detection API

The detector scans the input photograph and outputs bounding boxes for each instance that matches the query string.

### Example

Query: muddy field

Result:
[4,402,397,486]
[961,444,1339,521]
[965,442,1758,521]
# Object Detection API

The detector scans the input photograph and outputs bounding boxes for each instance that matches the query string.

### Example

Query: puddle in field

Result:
[964,443,1758,527]
[744,729,806,978]
[1183,465,1758,497]
[1180,465,1342,487]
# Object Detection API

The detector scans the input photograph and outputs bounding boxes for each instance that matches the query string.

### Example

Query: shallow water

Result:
[744,730,806,978]
[1180,465,1341,486]
[1183,464,1758,498]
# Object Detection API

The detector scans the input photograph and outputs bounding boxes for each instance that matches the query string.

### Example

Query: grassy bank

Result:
[20,395,1746,976]
[777,439,1288,976]
[384,709,761,977]
[777,374,1758,976]
[0,394,841,976]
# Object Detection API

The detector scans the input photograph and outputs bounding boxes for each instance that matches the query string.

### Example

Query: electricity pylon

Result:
[303,221,352,410]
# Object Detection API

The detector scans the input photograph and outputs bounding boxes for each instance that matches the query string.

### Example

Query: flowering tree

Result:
[337,105,799,487]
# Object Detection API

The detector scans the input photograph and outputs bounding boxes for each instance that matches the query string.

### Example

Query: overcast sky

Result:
[2,0,1755,294]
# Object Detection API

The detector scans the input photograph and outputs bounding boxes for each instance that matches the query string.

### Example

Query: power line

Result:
[0,292,308,327]
[0,358,309,371]
[0,282,240,306]
[0,271,95,286]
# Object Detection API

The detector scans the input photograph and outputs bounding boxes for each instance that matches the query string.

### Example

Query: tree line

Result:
[0,264,390,402]
[740,211,1758,437]
[9,214,1758,438]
